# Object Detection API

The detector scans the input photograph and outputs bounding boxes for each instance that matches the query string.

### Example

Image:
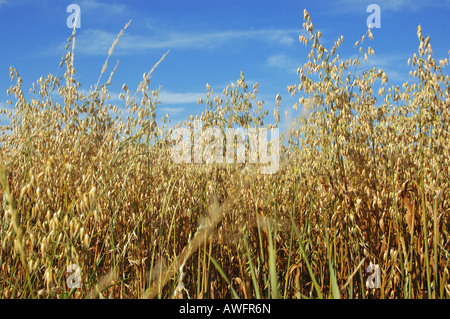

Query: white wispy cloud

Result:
[75,88,122,102]
[77,0,129,15]
[0,101,14,110]
[266,54,301,71]
[75,87,204,107]
[334,0,450,13]
[359,53,410,81]
[0,101,13,128]
[49,27,300,56]
[158,90,204,105]
[159,106,185,115]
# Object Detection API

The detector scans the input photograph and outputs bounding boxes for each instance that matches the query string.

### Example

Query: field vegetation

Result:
[0,10,449,299]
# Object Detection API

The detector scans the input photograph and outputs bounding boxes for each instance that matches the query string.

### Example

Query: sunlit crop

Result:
[0,10,449,299]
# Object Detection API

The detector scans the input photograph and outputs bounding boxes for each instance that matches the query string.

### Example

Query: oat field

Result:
[0,10,449,299]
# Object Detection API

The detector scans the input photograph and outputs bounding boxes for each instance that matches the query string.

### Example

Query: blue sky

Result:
[0,0,449,129]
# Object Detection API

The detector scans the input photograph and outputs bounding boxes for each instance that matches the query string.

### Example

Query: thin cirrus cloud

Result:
[75,88,202,105]
[158,107,185,116]
[76,0,129,15]
[267,51,410,84]
[333,0,450,13]
[266,54,301,72]
[158,91,204,105]
[48,27,300,56]
[358,53,410,82]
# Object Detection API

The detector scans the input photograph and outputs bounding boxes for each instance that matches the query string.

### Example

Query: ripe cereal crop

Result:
[0,9,449,299]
